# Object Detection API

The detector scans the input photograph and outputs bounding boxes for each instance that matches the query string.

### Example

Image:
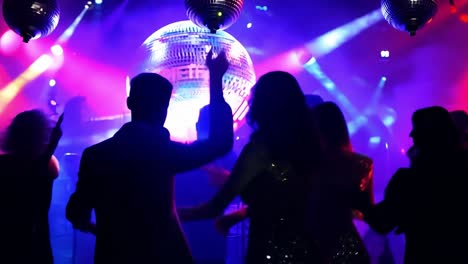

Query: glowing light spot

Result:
[460,14,468,23]
[246,22,252,28]
[369,136,381,144]
[49,79,56,87]
[0,30,21,54]
[50,44,63,56]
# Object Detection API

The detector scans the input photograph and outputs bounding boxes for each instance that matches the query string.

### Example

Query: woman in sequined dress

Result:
[307,102,373,264]
[178,71,322,264]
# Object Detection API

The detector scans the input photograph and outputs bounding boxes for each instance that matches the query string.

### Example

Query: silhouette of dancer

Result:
[0,110,63,264]
[362,106,468,263]
[178,71,322,264]
[66,49,233,264]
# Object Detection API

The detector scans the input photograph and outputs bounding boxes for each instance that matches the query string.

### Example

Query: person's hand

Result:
[206,48,229,79]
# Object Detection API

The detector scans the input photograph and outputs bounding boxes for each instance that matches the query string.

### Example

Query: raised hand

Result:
[45,113,64,159]
[51,113,64,146]
[206,48,229,79]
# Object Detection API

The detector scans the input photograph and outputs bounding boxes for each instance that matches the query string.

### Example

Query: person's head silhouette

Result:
[305,94,324,109]
[410,106,461,153]
[248,71,307,132]
[127,73,173,126]
[247,71,320,164]
[2,109,52,158]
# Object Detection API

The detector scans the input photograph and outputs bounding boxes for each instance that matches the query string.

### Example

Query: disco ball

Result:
[135,20,256,142]
[381,0,438,36]
[185,0,244,33]
[2,0,60,43]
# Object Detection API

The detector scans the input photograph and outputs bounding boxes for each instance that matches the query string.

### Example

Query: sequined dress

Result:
[241,161,321,264]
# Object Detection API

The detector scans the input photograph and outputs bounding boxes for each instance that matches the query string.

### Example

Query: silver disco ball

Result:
[381,0,438,36]
[135,20,256,142]
[2,0,60,43]
[185,0,244,33]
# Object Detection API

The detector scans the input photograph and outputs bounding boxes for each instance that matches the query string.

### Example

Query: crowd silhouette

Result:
[0,49,467,264]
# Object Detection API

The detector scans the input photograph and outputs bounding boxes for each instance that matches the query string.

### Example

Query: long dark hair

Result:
[311,102,352,153]
[2,110,52,158]
[247,71,320,173]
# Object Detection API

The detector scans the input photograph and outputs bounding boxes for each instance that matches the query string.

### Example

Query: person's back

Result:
[77,125,191,262]
[384,151,468,263]
[308,102,373,263]
[0,110,61,264]
[66,50,233,263]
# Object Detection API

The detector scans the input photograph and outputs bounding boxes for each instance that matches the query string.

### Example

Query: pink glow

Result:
[51,44,64,56]
[57,54,128,117]
[0,30,21,55]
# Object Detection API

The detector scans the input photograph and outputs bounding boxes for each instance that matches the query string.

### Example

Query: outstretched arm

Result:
[168,50,234,173]
[178,142,268,220]
[354,159,375,220]
[214,206,249,235]
[66,149,96,234]
[361,168,408,234]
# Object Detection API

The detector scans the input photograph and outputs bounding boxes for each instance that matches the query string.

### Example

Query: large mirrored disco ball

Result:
[185,0,244,33]
[2,0,60,43]
[135,20,256,142]
[381,0,438,36]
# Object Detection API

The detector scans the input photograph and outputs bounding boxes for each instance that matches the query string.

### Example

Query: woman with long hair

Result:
[308,102,373,263]
[0,110,63,263]
[179,71,322,263]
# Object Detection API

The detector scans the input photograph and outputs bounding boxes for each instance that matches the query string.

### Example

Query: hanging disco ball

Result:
[133,20,256,142]
[381,0,438,36]
[185,0,244,33]
[2,0,60,43]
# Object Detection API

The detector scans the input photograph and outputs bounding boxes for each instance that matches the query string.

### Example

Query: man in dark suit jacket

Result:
[66,50,233,264]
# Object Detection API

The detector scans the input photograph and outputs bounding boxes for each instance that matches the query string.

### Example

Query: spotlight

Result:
[246,22,252,28]
[369,136,382,144]
[49,99,57,106]
[50,44,63,56]
[381,76,387,81]
[49,79,56,87]
[380,50,390,58]
[95,0,103,4]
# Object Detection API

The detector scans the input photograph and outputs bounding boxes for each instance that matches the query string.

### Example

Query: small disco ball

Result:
[134,20,256,142]
[381,0,438,36]
[185,0,244,33]
[2,0,60,43]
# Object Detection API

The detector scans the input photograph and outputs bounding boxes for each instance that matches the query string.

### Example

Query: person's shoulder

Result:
[83,137,115,155]
[386,167,412,193]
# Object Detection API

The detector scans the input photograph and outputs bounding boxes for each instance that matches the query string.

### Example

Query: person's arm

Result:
[203,164,231,188]
[66,149,96,234]
[178,142,268,220]
[361,168,407,234]
[47,155,60,180]
[168,50,234,173]
[354,158,375,220]
[214,206,249,235]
